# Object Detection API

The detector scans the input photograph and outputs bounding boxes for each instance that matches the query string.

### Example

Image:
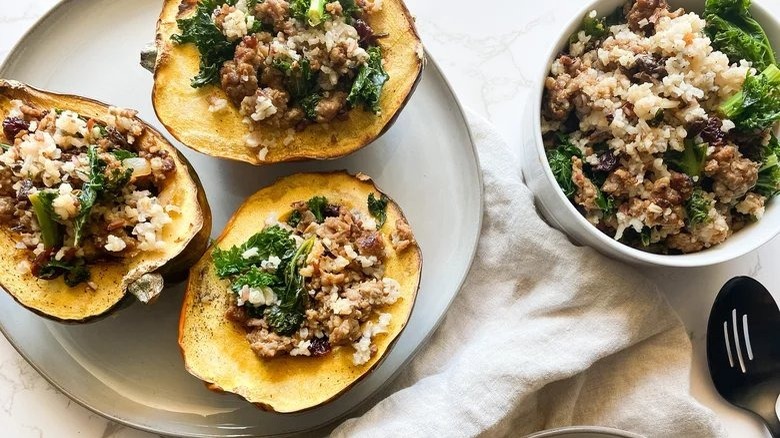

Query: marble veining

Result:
[1,0,779,436]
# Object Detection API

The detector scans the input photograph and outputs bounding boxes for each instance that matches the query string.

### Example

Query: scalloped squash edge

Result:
[0,79,212,322]
[153,0,425,164]
[179,171,422,413]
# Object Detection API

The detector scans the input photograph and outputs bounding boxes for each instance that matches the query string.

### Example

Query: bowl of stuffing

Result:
[522,0,780,266]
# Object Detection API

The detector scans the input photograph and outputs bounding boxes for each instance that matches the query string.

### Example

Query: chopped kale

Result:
[230,267,278,294]
[289,0,310,22]
[37,258,90,287]
[172,0,238,88]
[640,227,652,247]
[265,306,305,335]
[704,0,776,71]
[73,145,104,244]
[686,188,713,227]
[300,93,321,120]
[367,193,389,228]
[211,225,296,278]
[103,167,133,196]
[289,58,316,101]
[265,235,315,335]
[307,195,328,223]
[569,12,609,44]
[339,0,362,22]
[666,139,708,178]
[720,64,780,132]
[547,132,582,198]
[756,133,780,197]
[111,148,137,161]
[347,46,388,114]
[595,190,616,216]
[287,209,302,227]
[28,190,61,249]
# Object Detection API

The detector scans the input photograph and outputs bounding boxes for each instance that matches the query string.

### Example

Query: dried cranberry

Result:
[699,117,727,147]
[30,248,56,278]
[2,117,29,142]
[323,204,340,218]
[106,126,129,148]
[593,152,619,172]
[630,55,667,83]
[353,19,375,45]
[309,336,332,357]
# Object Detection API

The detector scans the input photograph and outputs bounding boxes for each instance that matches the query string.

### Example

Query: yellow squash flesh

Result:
[153,0,424,164]
[0,79,212,322]
[180,172,422,413]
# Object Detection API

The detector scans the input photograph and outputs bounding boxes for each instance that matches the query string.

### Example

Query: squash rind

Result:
[179,171,422,413]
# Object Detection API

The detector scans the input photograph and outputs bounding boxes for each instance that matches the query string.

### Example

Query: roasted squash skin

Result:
[180,172,422,413]
[153,0,424,165]
[0,79,212,323]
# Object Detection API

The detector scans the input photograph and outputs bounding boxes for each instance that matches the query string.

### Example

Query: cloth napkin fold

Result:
[331,113,726,437]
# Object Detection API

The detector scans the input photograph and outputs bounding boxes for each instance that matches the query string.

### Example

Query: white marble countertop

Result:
[1,0,778,436]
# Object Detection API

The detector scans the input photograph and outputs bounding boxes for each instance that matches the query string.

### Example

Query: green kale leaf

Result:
[307,195,328,223]
[265,236,315,335]
[546,132,582,198]
[704,0,776,70]
[111,148,137,161]
[287,209,302,227]
[720,64,780,132]
[686,187,713,227]
[367,193,389,228]
[570,12,609,44]
[289,0,310,22]
[299,93,321,120]
[212,225,296,278]
[74,145,105,244]
[347,46,388,114]
[756,133,780,197]
[230,267,279,294]
[666,139,708,178]
[339,0,361,21]
[37,258,91,287]
[172,0,238,88]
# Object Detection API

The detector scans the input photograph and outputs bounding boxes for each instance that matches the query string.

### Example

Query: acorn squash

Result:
[180,172,421,412]
[152,0,424,164]
[0,80,211,322]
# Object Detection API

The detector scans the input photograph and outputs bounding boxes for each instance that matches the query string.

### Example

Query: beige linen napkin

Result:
[331,113,726,438]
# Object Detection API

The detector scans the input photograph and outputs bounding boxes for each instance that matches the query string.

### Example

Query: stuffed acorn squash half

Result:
[180,172,421,412]
[153,0,424,164]
[0,80,211,322]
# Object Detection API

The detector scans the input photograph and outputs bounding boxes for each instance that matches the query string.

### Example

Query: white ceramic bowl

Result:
[521,0,780,267]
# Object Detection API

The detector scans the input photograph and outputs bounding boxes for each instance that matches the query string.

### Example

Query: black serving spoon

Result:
[707,276,780,437]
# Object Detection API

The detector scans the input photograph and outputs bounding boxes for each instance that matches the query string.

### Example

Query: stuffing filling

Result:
[1,100,177,286]
[542,0,780,254]
[214,193,415,366]
[174,0,390,152]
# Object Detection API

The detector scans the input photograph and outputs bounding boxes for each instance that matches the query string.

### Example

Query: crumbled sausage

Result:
[391,218,415,252]
[571,157,600,212]
[314,91,348,124]
[627,0,679,33]
[704,145,759,204]
[220,35,267,105]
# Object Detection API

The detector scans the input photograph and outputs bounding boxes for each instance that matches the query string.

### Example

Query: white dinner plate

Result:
[0,0,483,436]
